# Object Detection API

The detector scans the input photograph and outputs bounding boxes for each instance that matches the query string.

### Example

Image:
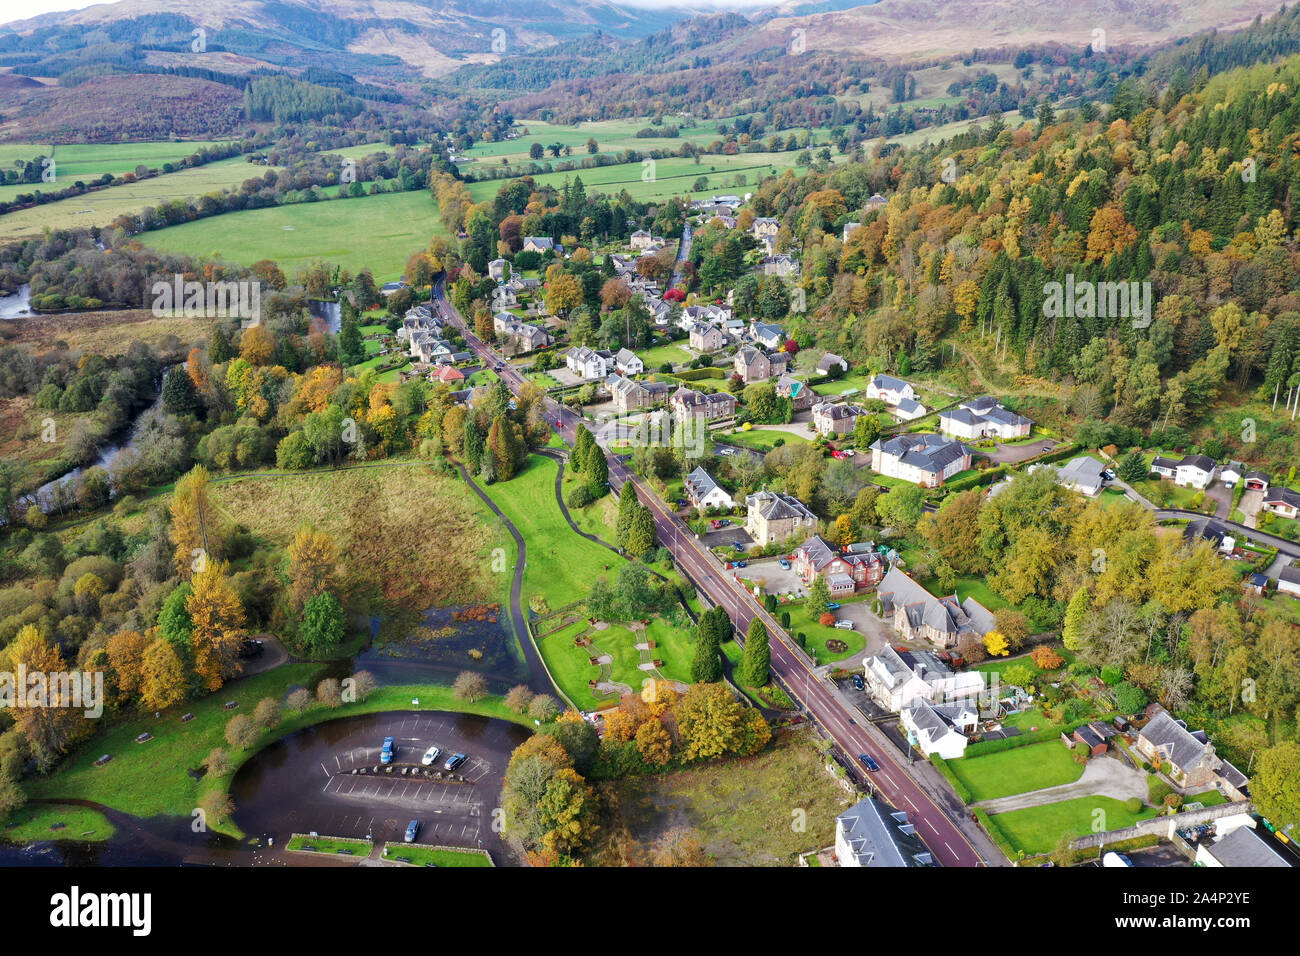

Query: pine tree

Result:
[339,312,365,366]
[463,416,485,472]
[586,444,609,498]
[616,483,640,548]
[572,425,594,473]
[741,618,770,687]
[626,504,656,556]
[690,608,724,683]
[1062,587,1089,651]
[809,573,832,616]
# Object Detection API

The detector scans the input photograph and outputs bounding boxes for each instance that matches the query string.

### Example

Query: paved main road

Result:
[433,278,992,867]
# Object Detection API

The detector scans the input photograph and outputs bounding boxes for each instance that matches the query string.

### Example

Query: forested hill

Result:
[733,52,1300,460]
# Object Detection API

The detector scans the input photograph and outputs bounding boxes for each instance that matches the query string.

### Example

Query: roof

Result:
[870,432,969,475]
[1151,456,1181,470]
[1279,565,1300,586]
[818,352,847,371]
[746,490,816,523]
[836,797,934,867]
[1203,826,1291,868]
[1265,487,1300,510]
[797,534,838,572]
[813,401,863,422]
[897,397,924,415]
[684,466,725,501]
[1138,710,1213,772]
[1178,453,1216,472]
[871,373,909,392]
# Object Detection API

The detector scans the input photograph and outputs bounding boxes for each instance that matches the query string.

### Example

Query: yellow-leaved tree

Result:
[186,561,246,692]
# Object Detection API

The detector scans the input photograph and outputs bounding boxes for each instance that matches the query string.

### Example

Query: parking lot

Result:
[231,711,530,859]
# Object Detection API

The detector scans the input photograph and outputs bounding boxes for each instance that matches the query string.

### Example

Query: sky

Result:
[3,0,783,30]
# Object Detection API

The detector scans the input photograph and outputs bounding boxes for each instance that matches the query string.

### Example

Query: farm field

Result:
[0,139,234,203]
[464,151,817,205]
[0,155,271,242]
[144,190,443,280]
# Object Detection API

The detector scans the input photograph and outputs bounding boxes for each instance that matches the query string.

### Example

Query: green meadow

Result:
[144,190,444,280]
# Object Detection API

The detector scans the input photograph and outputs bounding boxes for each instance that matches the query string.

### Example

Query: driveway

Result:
[980,438,1059,464]
[1204,482,1232,519]
[972,754,1149,814]
[1239,488,1264,527]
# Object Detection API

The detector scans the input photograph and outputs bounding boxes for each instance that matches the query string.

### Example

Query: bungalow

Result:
[776,374,813,411]
[1174,454,1218,490]
[565,346,611,379]
[876,566,995,649]
[761,254,799,278]
[670,385,736,423]
[1053,455,1107,497]
[522,236,556,255]
[684,466,734,511]
[939,397,1032,441]
[1150,456,1180,479]
[1263,486,1300,519]
[688,322,726,353]
[901,699,979,760]
[434,365,465,385]
[817,352,849,376]
[734,347,787,384]
[750,322,784,350]
[1220,461,1244,487]
[861,645,983,713]
[1278,565,1300,598]
[895,397,926,421]
[1134,708,1223,790]
[869,433,971,488]
[1245,572,1269,595]
[865,374,916,406]
[835,797,934,867]
[793,534,884,595]
[811,401,865,437]
[744,490,818,544]
[614,348,644,377]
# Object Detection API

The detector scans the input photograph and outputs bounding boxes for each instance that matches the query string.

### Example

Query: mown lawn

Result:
[990,795,1160,856]
[950,740,1084,802]
[486,454,616,610]
[784,601,868,664]
[537,615,695,711]
[0,804,116,844]
[719,428,810,452]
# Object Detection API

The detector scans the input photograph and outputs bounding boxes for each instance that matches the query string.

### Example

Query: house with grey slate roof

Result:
[869,433,971,487]
[835,797,934,867]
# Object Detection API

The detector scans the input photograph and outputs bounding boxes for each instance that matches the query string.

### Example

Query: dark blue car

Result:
[380,736,395,765]
[859,753,880,772]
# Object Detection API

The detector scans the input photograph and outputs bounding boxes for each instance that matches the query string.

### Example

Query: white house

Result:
[565,346,611,380]
[684,466,734,511]
[842,221,862,243]
[1278,565,1300,597]
[1053,455,1107,497]
[1174,453,1218,489]
[1220,461,1244,487]
[1150,455,1180,479]
[487,258,508,282]
[895,397,927,421]
[939,397,1033,441]
[1264,486,1300,519]
[750,322,784,349]
[901,699,979,760]
[862,645,984,713]
[865,374,916,406]
[614,348,644,377]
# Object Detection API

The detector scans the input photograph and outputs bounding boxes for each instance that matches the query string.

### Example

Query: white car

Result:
[420,745,442,766]
[833,620,855,630]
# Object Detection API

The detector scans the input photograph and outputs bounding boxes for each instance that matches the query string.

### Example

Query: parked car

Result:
[858,753,880,772]
[825,602,841,610]
[778,559,791,570]
[732,541,745,552]
[843,449,856,457]
[380,736,395,765]
[833,620,855,630]
[404,820,420,843]
[421,746,442,766]
[851,674,864,691]
[445,753,468,772]
[718,447,735,456]
[830,449,846,460]
[718,518,731,526]
[1103,469,1116,481]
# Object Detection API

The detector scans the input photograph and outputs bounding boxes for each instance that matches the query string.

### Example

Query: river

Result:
[0,284,31,318]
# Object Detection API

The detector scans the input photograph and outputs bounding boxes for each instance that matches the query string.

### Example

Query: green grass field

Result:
[537,616,694,711]
[383,843,494,866]
[0,804,116,844]
[783,601,868,664]
[0,140,234,203]
[484,454,616,610]
[950,740,1084,802]
[989,795,1160,856]
[145,190,443,281]
[0,155,273,242]
[719,427,810,452]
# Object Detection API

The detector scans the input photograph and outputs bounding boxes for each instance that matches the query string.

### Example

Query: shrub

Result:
[1114,681,1147,714]
[1124,796,1143,814]
[528,694,560,722]
[565,484,594,509]
[452,670,488,703]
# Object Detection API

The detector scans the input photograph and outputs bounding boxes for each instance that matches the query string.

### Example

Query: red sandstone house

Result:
[793,535,884,595]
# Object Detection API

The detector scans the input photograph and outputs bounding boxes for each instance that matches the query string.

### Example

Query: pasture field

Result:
[143,190,443,280]
[0,155,270,242]
[0,140,234,202]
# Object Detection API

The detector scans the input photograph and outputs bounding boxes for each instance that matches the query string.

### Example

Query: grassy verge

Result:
[382,843,494,867]
[287,834,373,856]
